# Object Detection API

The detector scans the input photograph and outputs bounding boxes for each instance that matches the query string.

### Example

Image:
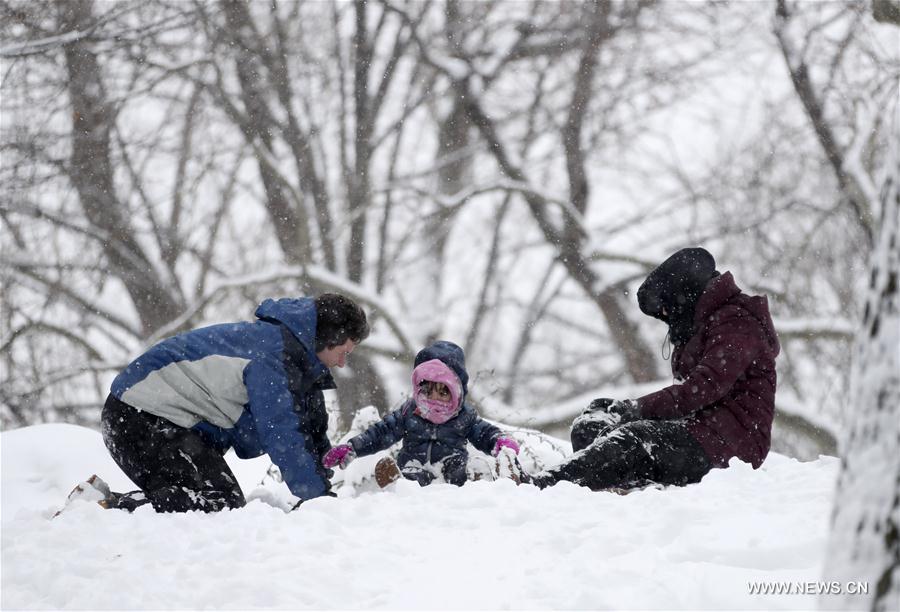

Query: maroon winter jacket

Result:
[636,272,780,468]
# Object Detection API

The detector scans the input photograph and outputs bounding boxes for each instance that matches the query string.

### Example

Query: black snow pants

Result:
[100,394,246,512]
[539,412,712,492]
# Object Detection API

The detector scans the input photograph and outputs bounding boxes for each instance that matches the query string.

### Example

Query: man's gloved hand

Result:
[322,444,356,469]
[492,436,520,456]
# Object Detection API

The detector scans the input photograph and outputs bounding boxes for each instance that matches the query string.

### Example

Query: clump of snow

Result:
[2,424,839,610]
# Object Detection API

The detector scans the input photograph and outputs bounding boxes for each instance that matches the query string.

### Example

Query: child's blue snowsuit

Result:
[348,341,501,485]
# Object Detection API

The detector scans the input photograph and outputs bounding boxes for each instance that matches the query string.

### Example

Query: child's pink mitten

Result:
[493,436,520,456]
[323,444,356,469]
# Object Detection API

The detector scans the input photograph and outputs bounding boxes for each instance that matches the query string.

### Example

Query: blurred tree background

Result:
[1,0,897,460]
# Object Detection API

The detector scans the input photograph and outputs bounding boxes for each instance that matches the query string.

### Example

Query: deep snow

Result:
[2,423,839,610]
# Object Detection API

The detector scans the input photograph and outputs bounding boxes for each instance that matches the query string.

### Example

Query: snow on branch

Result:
[773,0,876,244]
[0,29,93,58]
[773,317,856,340]
[10,360,126,397]
[586,249,662,271]
[1,203,158,278]
[145,266,417,358]
[303,267,418,357]
[7,267,142,338]
[0,320,104,360]
[380,9,596,249]
[772,388,839,454]
[379,0,471,81]
[844,86,893,211]
[0,1,139,58]
[382,177,590,237]
[473,381,666,429]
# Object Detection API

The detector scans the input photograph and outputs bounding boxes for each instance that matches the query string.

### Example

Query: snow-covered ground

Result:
[2,424,839,610]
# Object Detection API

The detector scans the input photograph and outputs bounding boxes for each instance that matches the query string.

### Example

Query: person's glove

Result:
[322,444,356,469]
[492,436,520,456]
[585,398,641,423]
[571,398,641,452]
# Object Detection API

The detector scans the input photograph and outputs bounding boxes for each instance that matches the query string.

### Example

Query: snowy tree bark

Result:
[765,0,895,460]
[218,0,312,266]
[56,0,185,336]
[821,97,900,610]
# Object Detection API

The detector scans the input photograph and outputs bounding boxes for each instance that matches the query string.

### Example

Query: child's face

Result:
[418,380,452,402]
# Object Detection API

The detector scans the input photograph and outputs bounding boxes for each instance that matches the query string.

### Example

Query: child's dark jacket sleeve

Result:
[466,412,502,455]
[348,405,409,457]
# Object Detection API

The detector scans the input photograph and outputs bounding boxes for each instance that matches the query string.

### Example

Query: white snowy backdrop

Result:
[1,0,899,609]
[3,0,895,454]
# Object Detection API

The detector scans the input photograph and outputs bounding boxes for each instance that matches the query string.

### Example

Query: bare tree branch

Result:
[773,0,875,244]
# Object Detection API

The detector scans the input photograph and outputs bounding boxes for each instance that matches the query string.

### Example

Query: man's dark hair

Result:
[314,293,370,352]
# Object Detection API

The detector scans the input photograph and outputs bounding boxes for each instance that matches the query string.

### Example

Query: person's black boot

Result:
[54,475,115,517]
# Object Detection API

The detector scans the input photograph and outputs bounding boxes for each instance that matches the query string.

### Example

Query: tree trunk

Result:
[346,0,372,284]
[331,0,387,431]
[221,0,311,266]
[57,0,183,336]
[822,102,900,611]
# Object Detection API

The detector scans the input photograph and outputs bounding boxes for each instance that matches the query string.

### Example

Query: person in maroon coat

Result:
[533,247,780,491]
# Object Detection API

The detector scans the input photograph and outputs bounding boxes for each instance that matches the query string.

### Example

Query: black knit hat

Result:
[637,247,718,345]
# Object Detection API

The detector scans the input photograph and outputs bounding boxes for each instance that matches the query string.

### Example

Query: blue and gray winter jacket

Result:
[348,341,501,468]
[110,297,334,500]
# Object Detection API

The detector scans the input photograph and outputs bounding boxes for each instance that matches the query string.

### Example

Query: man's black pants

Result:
[542,415,713,491]
[101,395,246,512]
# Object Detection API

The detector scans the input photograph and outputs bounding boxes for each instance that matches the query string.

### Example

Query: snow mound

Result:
[1,424,838,610]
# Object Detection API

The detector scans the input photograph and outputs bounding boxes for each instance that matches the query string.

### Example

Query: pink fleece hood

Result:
[412,359,463,424]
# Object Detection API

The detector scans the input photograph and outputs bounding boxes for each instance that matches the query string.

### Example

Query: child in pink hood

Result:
[323,341,520,487]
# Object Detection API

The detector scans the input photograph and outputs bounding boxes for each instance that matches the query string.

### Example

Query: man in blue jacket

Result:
[90,293,368,512]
